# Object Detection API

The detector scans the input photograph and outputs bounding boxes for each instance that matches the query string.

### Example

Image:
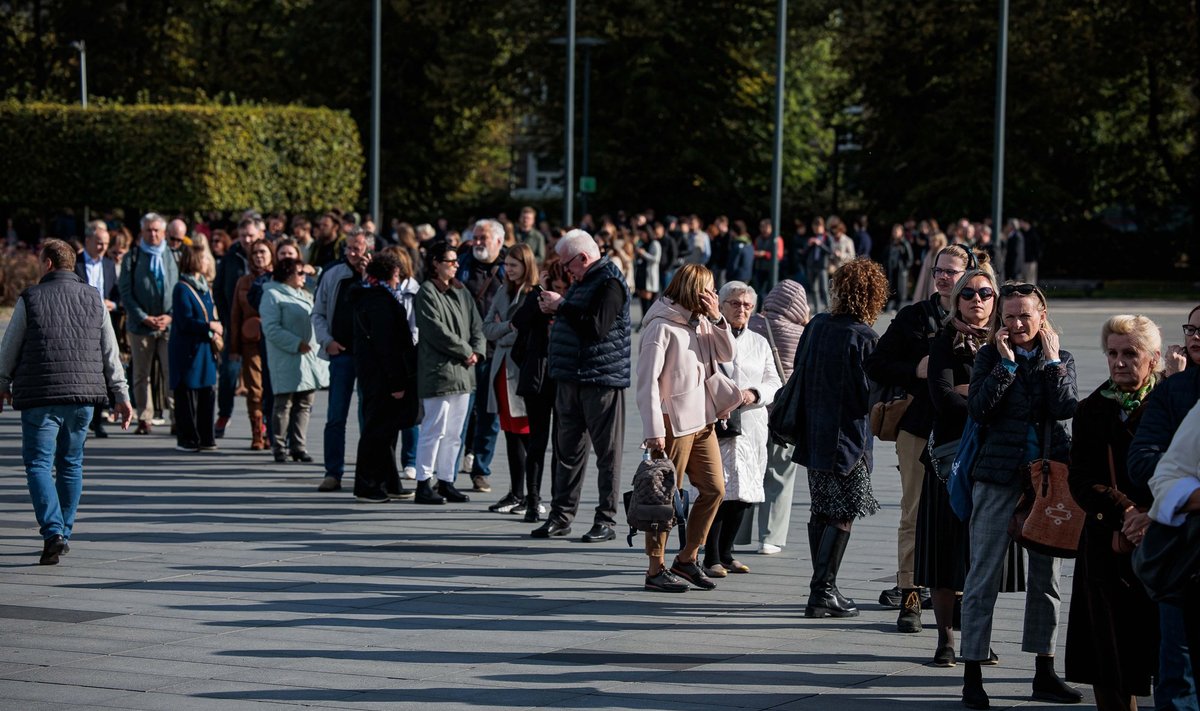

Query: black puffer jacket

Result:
[864,295,944,438]
[967,343,1077,487]
[1127,367,1200,487]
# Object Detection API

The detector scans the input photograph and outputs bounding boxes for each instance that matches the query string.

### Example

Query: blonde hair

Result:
[662,263,714,314]
[1102,314,1163,372]
[990,282,1057,345]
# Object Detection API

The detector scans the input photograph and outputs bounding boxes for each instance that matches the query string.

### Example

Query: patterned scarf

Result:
[950,317,989,356]
[1099,374,1159,414]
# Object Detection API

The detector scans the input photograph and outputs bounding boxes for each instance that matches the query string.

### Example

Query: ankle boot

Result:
[962,660,989,709]
[415,479,445,505]
[805,526,858,618]
[897,588,923,632]
[1031,655,1082,704]
[249,411,266,450]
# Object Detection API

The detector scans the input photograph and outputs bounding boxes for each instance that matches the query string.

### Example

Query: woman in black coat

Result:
[960,283,1080,709]
[788,258,889,618]
[350,252,419,503]
[1065,315,1163,710]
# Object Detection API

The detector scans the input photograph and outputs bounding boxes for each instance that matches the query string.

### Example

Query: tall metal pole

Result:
[991,0,1009,282]
[369,0,382,228]
[77,41,88,109]
[769,0,787,287]
[564,0,576,227]
[580,45,592,221]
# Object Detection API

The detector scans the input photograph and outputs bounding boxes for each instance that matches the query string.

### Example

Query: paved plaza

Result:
[0,299,1189,710]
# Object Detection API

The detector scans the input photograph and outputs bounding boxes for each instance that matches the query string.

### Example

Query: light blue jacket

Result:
[260,281,329,394]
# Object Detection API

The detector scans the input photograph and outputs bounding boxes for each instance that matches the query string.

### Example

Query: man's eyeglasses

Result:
[1183,325,1200,338]
[564,253,586,269]
[959,286,995,301]
[931,267,963,278]
[999,283,1039,297]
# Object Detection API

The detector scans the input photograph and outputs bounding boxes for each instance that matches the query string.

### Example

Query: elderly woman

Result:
[483,244,539,515]
[228,239,274,450]
[919,264,1026,668]
[700,281,781,577]
[637,263,736,593]
[960,282,1080,709]
[415,241,485,505]
[744,279,809,554]
[1065,315,1163,711]
[259,258,328,464]
[784,258,888,618]
[169,245,222,452]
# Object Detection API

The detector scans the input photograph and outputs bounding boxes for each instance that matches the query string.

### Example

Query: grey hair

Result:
[415,223,435,239]
[346,228,375,251]
[719,280,757,304]
[556,229,601,261]
[473,219,504,244]
[85,219,108,239]
[140,212,165,230]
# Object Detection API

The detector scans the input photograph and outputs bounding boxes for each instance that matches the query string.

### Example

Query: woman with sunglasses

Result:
[865,244,977,632]
[1127,303,1200,710]
[413,241,484,505]
[227,239,275,450]
[960,281,1080,709]
[1064,315,1164,711]
[918,264,1026,668]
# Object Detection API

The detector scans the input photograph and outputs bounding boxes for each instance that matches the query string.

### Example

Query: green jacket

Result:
[416,280,485,399]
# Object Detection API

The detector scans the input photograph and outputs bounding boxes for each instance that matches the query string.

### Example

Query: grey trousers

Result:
[271,390,315,455]
[756,442,797,547]
[961,479,1062,661]
[548,382,624,527]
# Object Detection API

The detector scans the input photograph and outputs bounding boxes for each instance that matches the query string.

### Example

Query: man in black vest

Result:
[532,230,631,542]
[0,239,133,565]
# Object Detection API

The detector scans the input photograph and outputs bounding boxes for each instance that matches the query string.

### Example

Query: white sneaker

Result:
[402,466,417,480]
[460,453,475,473]
[759,543,782,555]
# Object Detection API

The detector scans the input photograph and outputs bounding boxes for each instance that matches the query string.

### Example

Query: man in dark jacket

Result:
[456,219,507,493]
[0,240,132,564]
[534,230,631,543]
[75,220,120,438]
[212,216,262,437]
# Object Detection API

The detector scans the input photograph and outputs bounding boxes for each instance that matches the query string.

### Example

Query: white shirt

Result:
[83,251,104,298]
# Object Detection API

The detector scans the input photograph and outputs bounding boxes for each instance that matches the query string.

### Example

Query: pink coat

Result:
[637,296,736,440]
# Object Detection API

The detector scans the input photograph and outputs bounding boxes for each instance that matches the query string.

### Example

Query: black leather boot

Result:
[415,479,445,505]
[897,588,923,632]
[805,525,858,618]
[1031,655,1082,704]
[962,660,989,709]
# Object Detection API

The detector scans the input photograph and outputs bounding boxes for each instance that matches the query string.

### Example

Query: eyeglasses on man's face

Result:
[931,267,963,278]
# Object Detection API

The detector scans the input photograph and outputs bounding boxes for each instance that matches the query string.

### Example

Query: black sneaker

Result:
[671,557,716,590]
[932,644,956,667]
[645,567,689,593]
[488,493,522,513]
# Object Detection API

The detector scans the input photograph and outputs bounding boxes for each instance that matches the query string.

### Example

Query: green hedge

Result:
[0,102,362,211]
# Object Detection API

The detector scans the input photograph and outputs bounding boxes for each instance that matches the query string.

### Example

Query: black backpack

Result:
[624,453,680,540]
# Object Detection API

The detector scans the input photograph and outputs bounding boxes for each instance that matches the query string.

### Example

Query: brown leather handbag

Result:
[1008,419,1085,558]
[1104,446,1145,555]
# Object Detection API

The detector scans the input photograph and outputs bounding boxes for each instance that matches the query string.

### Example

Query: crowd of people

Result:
[1,204,1197,711]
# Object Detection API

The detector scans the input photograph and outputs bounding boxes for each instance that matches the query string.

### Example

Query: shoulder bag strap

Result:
[181,281,212,322]
[762,318,786,381]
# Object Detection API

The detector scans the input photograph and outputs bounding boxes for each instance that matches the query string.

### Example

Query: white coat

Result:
[717,328,782,503]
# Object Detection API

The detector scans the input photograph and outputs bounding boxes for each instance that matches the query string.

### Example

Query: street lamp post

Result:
[991,0,1010,282]
[70,40,87,108]
[369,0,381,231]
[769,0,787,288]
[563,0,576,227]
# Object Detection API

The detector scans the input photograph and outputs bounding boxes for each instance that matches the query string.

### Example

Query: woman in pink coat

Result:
[636,263,738,593]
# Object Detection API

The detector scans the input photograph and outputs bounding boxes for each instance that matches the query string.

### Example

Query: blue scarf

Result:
[139,240,167,283]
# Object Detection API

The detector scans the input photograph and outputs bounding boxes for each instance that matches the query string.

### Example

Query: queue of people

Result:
[2,206,1198,711]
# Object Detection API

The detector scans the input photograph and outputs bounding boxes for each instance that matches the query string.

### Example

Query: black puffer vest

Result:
[548,257,631,388]
[13,270,110,410]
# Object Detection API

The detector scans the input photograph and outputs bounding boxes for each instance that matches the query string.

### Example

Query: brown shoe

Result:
[135,420,152,435]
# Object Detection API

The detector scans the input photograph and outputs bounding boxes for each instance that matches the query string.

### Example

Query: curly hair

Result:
[831,257,888,325]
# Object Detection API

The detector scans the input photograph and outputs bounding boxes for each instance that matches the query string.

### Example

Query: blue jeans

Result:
[21,404,92,540]
[322,353,361,479]
[1157,603,1199,711]
[460,359,499,479]
[400,425,419,468]
[217,352,241,419]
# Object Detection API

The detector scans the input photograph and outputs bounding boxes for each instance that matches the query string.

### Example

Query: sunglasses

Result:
[1184,325,1200,338]
[959,286,995,301]
[438,257,458,264]
[1000,283,1040,297]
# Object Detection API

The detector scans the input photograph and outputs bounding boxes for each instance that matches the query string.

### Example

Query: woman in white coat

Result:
[701,281,782,576]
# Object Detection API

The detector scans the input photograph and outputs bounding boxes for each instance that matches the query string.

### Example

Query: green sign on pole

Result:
[579,176,597,194]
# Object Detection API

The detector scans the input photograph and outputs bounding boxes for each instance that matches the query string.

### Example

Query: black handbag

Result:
[1132,514,1200,604]
[767,328,811,446]
[715,363,742,439]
